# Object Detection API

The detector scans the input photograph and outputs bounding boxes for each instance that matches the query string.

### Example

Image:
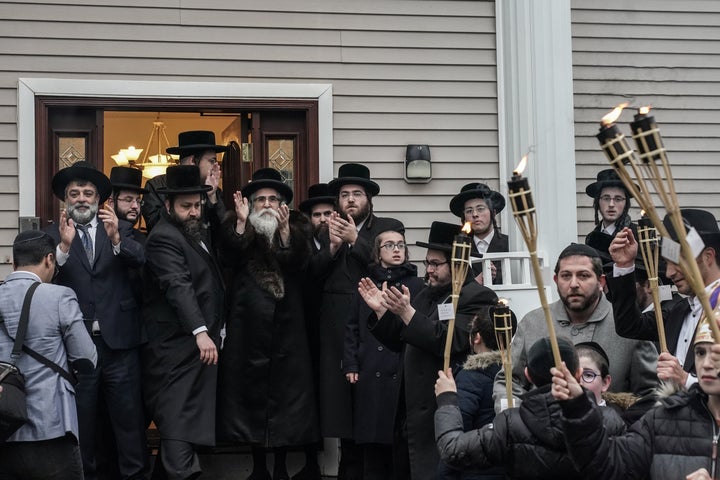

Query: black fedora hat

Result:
[585,169,638,198]
[327,163,380,197]
[449,182,505,218]
[417,221,462,253]
[52,161,113,203]
[166,130,229,156]
[663,209,720,244]
[157,165,212,195]
[241,168,294,203]
[298,183,335,214]
[110,166,147,194]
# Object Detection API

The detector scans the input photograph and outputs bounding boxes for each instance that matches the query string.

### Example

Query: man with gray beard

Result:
[45,160,148,480]
[218,168,319,480]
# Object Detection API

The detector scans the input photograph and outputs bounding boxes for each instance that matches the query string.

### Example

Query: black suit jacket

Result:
[470,230,509,284]
[607,272,693,372]
[45,218,146,350]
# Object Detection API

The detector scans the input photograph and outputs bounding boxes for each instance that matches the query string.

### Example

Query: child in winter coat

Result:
[435,336,627,479]
[551,314,720,480]
[437,306,517,480]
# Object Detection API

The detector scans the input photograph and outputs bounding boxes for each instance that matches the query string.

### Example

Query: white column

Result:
[496,0,577,275]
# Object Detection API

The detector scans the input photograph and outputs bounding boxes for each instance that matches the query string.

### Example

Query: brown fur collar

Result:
[463,351,503,371]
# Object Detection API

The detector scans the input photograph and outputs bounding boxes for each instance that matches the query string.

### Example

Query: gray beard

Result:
[67,202,98,225]
[249,209,279,245]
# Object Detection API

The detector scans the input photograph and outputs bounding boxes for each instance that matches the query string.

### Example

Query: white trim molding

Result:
[495,0,577,274]
[17,78,334,216]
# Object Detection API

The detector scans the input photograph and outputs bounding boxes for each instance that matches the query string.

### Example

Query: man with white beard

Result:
[217,168,319,480]
[44,161,148,480]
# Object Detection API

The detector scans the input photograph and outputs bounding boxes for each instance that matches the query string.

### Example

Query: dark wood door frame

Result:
[35,96,319,226]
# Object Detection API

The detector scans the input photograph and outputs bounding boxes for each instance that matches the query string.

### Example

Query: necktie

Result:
[76,224,94,265]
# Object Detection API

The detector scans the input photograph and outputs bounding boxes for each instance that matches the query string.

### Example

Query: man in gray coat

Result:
[0,230,97,478]
[493,243,658,413]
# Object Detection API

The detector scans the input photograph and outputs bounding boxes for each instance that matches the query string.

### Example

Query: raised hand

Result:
[233,191,250,234]
[435,368,456,396]
[609,227,638,268]
[382,285,415,324]
[358,278,387,317]
[551,362,583,401]
[58,209,76,253]
[657,351,689,385]
[277,202,290,244]
[330,212,358,245]
[98,204,120,245]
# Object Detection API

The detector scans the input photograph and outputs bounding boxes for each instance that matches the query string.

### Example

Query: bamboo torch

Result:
[596,104,720,342]
[443,222,473,371]
[507,155,562,369]
[493,299,514,408]
[637,212,668,352]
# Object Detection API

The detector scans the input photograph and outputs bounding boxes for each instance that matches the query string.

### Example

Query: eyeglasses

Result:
[381,242,406,251]
[464,205,489,216]
[254,195,281,205]
[423,259,449,269]
[117,196,143,207]
[581,369,601,383]
[599,195,626,204]
[339,190,366,201]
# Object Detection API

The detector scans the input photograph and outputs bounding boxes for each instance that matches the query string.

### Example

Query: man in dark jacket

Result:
[449,182,508,285]
[607,209,720,389]
[142,130,227,251]
[142,165,225,480]
[217,168,319,480]
[319,163,404,479]
[360,221,499,480]
[550,314,720,480]
[434,336,626,479]
[45,161,148,480]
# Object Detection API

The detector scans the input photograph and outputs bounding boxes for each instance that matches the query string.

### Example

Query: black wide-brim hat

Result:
[327,163,380,197]
[416,221,480,258]
[449,182,506,218]
[52,160,113,203]
[585,168,638,198]
[663,208,720,244]
[157,165,212,195]
[166,130,229,156]
[110,166,148,194]
[241,167,294,203]
[298,183,335,214]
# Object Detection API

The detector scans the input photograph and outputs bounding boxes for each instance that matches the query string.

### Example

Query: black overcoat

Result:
[318,213,404,438]
[370,281,499,480]
[141,217,225,446]
[343,262,424,445]
[217,216,319,447]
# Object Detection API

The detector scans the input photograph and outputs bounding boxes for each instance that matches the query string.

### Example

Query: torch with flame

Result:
[596,104,720,342]
[493,299,514,408]
[637,211,668,352]
[506,154,562,369]
[443,221,473,370]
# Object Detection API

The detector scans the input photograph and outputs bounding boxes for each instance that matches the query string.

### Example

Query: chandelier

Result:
[111,115,179,179]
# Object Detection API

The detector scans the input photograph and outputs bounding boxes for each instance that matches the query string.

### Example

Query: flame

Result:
[498,298,508,307]
[639,106,651,115]
[462,222,472,235]
[513,154,528,176]
[640,209,646,217]
[601,102,629,126]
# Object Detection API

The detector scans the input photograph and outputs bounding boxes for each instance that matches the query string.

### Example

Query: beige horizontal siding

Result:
[572,1,720,242]
[0,0,498,272]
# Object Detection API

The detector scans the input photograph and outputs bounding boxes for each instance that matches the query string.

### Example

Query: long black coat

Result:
[343,262,424,445]
[141,217,225,446]
[217,216,319,447]
[370,280,499,480]
[318,213,404,438]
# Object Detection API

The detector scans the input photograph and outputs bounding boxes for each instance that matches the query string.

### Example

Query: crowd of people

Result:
[1,129,720,480]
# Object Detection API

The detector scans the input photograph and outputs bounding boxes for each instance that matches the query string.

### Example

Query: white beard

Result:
[249,208,279,244]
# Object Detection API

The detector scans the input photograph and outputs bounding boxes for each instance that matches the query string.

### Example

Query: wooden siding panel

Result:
[572,1,720,240]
